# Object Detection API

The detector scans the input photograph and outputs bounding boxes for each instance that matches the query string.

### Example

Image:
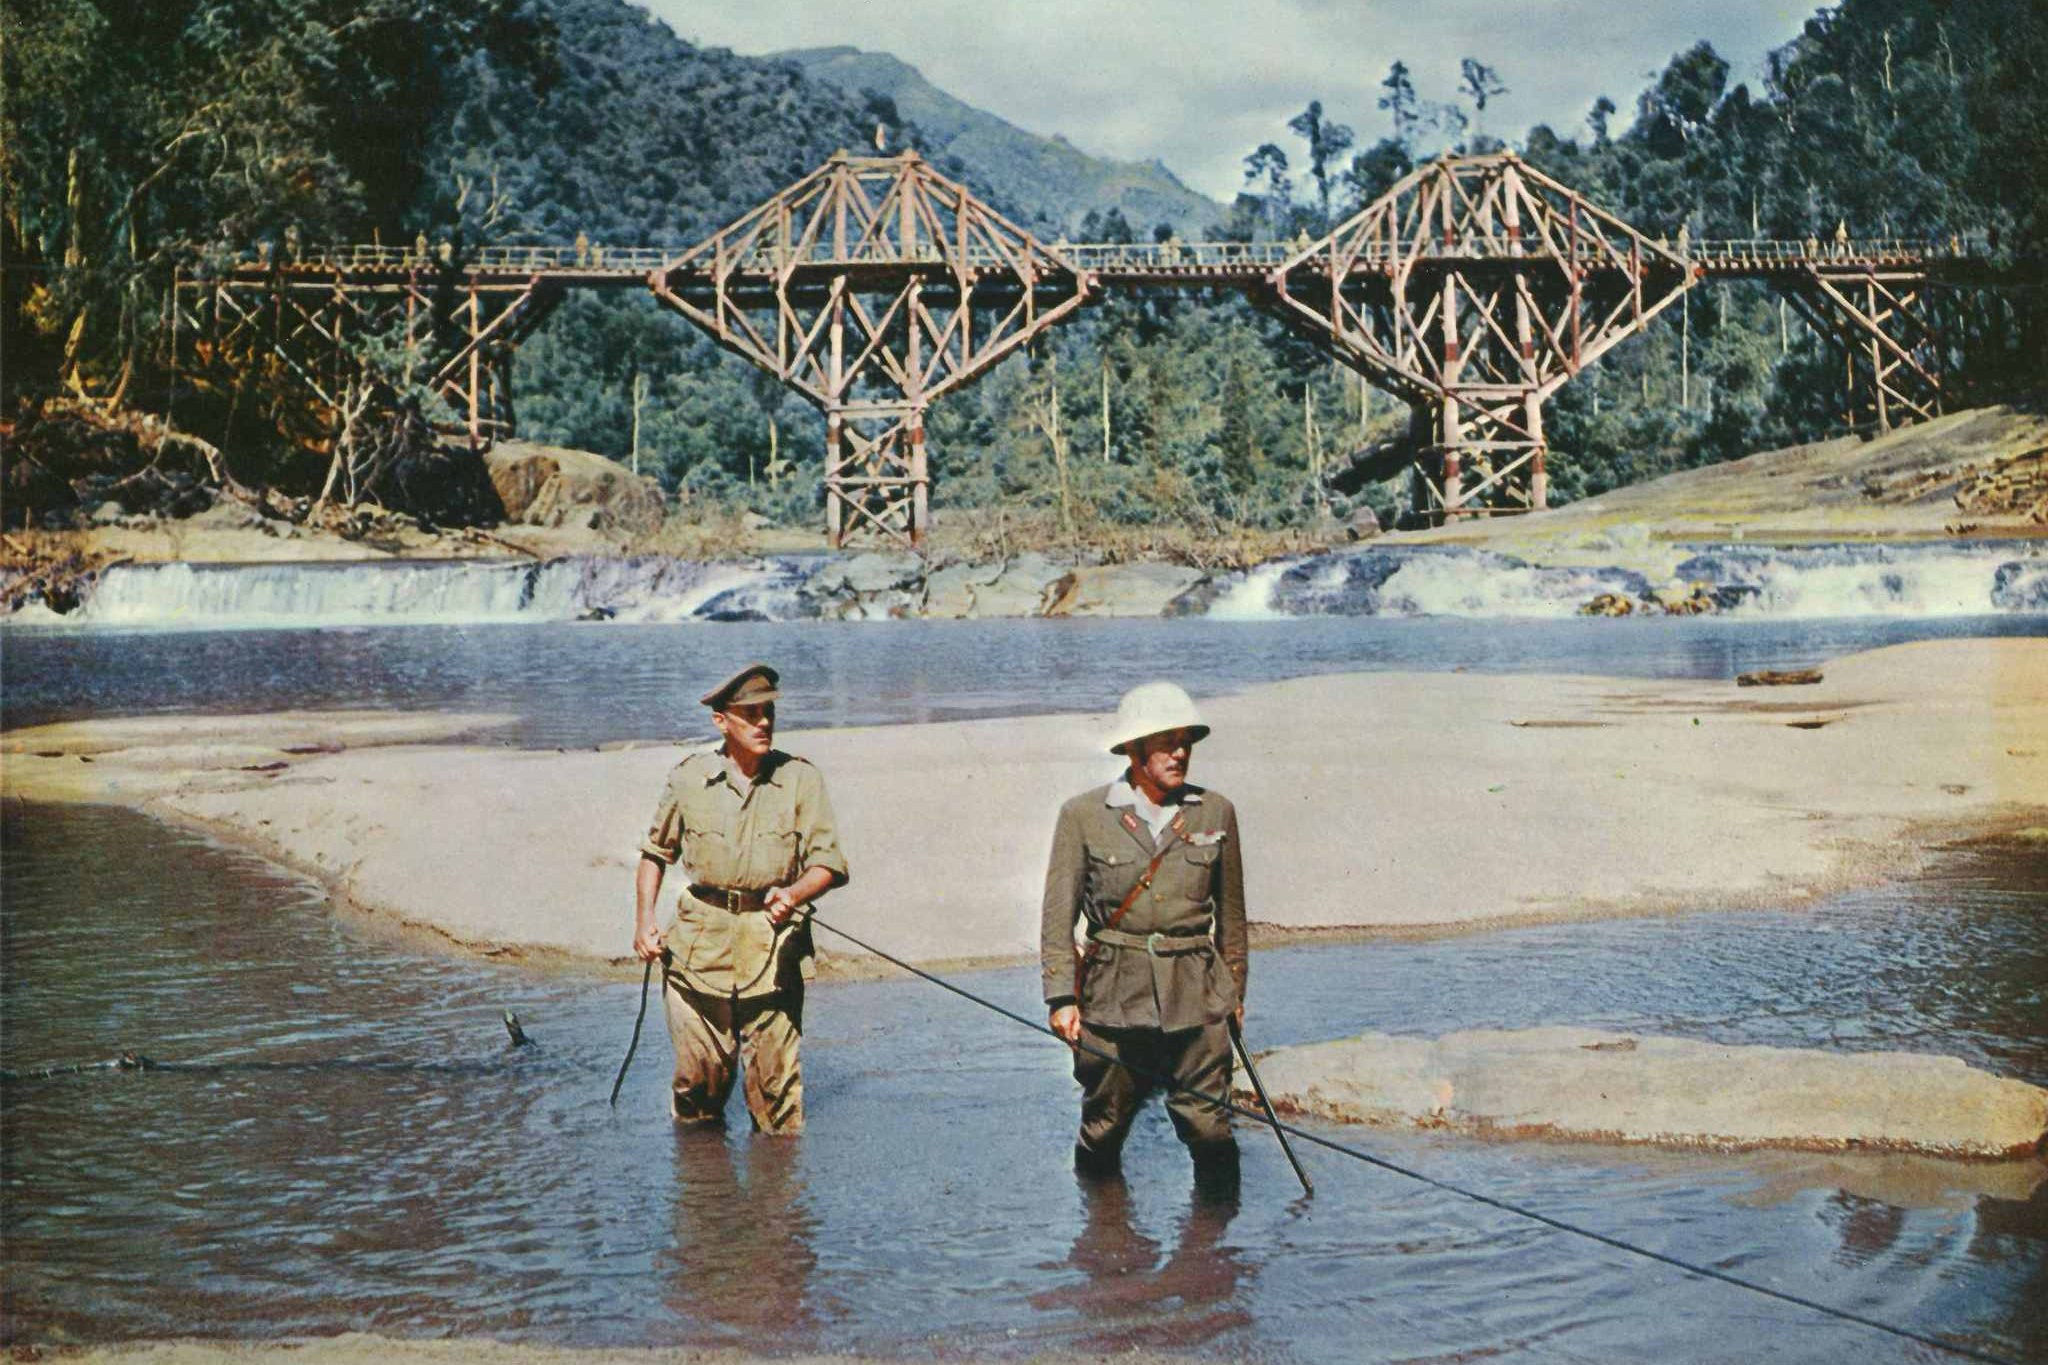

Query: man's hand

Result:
[763,884,801,926]
[633,920,665,962]
[1049,1004,1082,1045]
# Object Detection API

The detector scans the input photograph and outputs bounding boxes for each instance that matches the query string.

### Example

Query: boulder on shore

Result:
[1238,1027,2048,1160]
[484,441,664,538]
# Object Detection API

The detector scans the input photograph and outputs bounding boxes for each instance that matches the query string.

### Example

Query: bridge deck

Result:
[221,236,1987,289]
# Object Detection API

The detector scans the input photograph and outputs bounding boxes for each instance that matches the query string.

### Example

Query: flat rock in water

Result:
[1039,562,1205,617]
[1238,1027,2048,1160]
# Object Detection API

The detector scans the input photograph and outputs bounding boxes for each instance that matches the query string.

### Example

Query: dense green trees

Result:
[4,0,2038,535]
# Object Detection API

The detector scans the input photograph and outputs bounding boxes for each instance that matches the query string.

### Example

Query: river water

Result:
[4,611,2047,1362]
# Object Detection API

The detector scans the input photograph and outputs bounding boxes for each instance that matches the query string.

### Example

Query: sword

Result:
[1230,1014,1312,1197]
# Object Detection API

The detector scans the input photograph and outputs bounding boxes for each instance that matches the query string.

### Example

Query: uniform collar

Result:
[703,749,786,788]
[1104,775,1201,809]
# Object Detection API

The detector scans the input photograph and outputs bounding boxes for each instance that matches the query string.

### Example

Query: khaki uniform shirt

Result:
[1040,781,1247,1032]
[641,748,849,998]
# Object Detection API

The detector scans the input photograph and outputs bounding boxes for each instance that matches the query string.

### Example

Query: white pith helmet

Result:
[1106,681,1210,756]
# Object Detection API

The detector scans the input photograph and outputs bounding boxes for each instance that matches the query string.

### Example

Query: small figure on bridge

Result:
[874,122,887,152]
[1806,234,1820,259]
[284,223,301,265]
[632,663,850,1133]
[592,243,605,268]
[576,231,589,267]
[1676,222,1690,255]
[1042,682,1248,1199]
[1834,220,1849,256]
[415,232,428,265]
[438,239,453,265]
[256,240,272,267]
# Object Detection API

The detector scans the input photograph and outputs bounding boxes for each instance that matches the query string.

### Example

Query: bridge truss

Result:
[1267,153,1694,518]
[175,257,602,448]
[650,152,1090,544]
[177,152,2021,547]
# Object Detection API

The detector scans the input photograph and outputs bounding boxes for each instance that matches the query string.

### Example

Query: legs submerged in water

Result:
[1071,1018,1236,1192]
[663,979,805,1133]
[1189,1138,1241,1203]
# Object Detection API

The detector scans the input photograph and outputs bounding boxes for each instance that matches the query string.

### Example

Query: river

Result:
[3,605,2046,1362]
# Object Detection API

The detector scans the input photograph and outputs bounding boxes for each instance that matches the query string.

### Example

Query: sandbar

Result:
[5,638,2044,976]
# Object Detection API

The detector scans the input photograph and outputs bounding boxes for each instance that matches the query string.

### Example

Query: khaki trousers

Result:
[1073,1018,1232,1157]
[663,978,805,1133]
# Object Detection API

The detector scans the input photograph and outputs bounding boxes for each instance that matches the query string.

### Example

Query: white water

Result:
[1203,559,1295,620]
[13,542,2047,629]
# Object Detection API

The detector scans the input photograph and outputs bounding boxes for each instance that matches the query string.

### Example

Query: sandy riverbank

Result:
[5,639,2044,976]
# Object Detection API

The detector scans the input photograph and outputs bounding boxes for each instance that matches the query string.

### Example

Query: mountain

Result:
[774,46,1226,237]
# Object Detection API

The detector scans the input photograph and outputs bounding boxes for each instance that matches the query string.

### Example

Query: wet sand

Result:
[5,638,2044,975]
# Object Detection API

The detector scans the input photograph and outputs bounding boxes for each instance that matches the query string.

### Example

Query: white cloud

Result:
[649,0,1808,204]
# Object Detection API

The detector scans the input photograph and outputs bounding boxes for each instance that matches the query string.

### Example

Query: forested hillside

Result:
[3,0,2040,538]
[778,46,1224,238]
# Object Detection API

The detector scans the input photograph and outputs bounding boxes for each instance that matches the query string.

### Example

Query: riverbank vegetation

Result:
[2,0,2041,546]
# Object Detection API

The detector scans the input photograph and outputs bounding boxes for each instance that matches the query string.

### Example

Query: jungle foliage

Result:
[3,0,2040,534]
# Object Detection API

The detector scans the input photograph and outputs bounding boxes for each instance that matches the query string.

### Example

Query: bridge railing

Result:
[224,235,1990,278]
[1690,237,1977,263]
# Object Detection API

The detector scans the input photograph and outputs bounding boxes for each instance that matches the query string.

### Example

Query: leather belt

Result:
[1089,926,1214,957]
[688,883,769,912]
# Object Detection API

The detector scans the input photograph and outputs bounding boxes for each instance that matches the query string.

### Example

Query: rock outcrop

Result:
[1039,562,1205,618]
[1238,1027,2048,1160]
[484,441,664,538]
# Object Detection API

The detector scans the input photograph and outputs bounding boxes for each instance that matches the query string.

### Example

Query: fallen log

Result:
[1737,668,1825,687]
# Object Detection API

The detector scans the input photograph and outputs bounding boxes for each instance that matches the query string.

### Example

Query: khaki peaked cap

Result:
[701,662,781,709]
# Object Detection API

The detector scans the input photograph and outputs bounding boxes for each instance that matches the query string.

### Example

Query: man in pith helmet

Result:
[633,662,849,1132]
[1040,681,1248,1194]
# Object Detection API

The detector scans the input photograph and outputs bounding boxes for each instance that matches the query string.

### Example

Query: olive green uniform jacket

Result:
[640,748,849,998]
[1040,782,1247,1032]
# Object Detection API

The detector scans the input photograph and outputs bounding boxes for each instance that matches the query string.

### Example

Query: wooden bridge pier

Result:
[1266,153,1697,521]
[650,151,1092,548]
[177,251,633,453]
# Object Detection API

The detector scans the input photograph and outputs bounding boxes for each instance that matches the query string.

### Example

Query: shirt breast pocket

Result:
[1084,847,1135,901]
[763,827,801,880]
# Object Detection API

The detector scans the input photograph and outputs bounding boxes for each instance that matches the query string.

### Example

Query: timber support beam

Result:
[1264,151,1695,524]
[650,150,1093,549]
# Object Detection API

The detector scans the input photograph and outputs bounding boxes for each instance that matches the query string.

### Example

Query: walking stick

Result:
[1230,1015,1312,1197]
[609,959,653,1107]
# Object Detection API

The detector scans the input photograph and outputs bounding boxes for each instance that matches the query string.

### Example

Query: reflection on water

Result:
[660,1131,825,1346]
[2,801,2044,1362]
[1030,1180,1254,1354]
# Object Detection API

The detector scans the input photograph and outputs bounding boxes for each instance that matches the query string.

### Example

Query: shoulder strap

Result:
[1076,809,1188,983]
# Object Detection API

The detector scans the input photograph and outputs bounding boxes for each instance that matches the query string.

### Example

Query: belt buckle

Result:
[1146,931,1165,957]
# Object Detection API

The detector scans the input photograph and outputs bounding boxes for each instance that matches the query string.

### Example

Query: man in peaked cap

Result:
[1040,681,1248,1195]
[633,662,849,1132]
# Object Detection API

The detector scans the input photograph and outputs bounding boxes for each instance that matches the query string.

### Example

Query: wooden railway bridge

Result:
[177,151,2021,547]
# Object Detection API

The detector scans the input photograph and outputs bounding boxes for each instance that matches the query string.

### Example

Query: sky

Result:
[645,0,1817,205]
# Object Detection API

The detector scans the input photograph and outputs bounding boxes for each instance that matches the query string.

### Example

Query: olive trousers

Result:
[1073,1017,1233,1159]
[663,978,804,1134]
